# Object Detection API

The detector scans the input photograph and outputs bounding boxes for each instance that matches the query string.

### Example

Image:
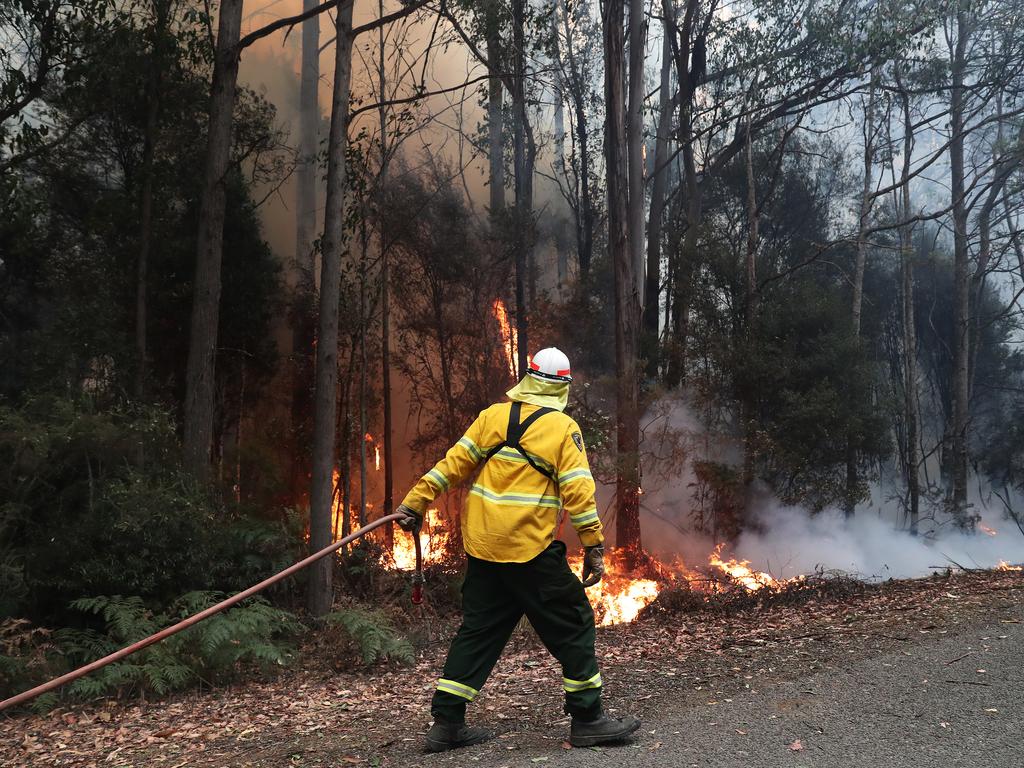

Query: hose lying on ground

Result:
[0,512,414,713]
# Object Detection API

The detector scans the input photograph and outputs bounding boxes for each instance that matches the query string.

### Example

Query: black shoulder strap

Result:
[482,402,557,482]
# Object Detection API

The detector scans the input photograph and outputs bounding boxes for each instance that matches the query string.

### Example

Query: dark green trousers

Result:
[431,540,602,723]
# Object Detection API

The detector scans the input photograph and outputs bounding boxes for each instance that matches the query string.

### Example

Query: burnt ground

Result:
[2,569,1023,768]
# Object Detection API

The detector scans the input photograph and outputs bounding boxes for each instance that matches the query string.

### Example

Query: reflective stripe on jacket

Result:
[401,401,603,562]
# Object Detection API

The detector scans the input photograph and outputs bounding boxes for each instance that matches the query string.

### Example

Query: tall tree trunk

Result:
[896,67,920,535]
[296,0,320,280]
[486,0,504,219]
[511,0,530,375]
[949,4,971,528]
[604,0,641,554]
[358,223,369,529]
[741,117,758,502]
[135,0,168,402]
[182,0,244,480]
[559,2,592,278]
[844,72,876,519]
[642,6,673,378]
[663,0,700,389]
[665,137,700,388]
[308,3,355,617]
[743,119,759,333]
[378,0,394,546]
[627,0,647,307]
[291,0,320,501]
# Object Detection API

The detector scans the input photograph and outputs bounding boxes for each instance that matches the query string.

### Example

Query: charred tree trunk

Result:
[949,5,971,528]
[308,3,355,617]
[605,0,641,554]
[182,0,244,480]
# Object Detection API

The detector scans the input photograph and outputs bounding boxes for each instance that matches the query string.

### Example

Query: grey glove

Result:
[396,504,422,532]
[581,545,605,587]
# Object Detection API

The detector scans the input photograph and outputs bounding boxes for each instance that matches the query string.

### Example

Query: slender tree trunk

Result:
[663,0,699,389]
[182,0,244,480]
[559,3,592,277]
[627,0,647,307]
[642,6,673,378]
[339,338,355,541]
[665,137,700,388]
[744,119,759,332]
[605,0,641,554]
[741,118,758,502]
[486,1,504,219]
[358,222,370,529]
[511,0,530,374]
[844,72,876,519]
[949,5,971,527]
[135,0,167,401]
[308,3,355,617]
[291,0,320,501]
[896,68,920,535]
[296,0,320,280]
[378,2,393,547]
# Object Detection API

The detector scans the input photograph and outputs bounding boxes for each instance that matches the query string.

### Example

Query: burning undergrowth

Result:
[352,509,836,626]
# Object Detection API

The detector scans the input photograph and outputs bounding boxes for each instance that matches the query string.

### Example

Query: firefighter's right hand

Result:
[396,504,422,532]
[581,545,605,587]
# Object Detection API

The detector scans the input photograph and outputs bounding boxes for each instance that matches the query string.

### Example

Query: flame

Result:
[707,544,780,591]
[979,523,998,537]
[492,299,518,378]
[567,550,666,626]
[390,508,449,570]
[997,560,1023,571]
[375,444,381,471]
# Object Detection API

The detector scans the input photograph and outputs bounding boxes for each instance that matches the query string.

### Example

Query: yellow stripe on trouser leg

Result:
[436,678,479,701]
[562,672,602,692]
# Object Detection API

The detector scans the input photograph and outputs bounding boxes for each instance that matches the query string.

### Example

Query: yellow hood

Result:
[506,375,569,412]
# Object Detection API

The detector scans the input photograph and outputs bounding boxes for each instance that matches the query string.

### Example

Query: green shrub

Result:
[55,592,301,700]
[0,397,303,624]
[326,607,414,666]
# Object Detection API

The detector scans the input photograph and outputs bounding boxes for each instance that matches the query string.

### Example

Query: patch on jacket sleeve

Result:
[571,431,584,452]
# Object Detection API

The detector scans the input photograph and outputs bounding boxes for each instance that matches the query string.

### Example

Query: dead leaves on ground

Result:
[1,569,1021,767]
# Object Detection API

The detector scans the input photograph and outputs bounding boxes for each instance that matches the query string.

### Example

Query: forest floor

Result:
[2,568,1023,768]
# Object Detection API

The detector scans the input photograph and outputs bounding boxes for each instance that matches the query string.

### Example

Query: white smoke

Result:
[629,396,1024,580]
[733,498,1024,581]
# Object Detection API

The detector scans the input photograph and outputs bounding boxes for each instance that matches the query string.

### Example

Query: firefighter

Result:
[397,347,640,752]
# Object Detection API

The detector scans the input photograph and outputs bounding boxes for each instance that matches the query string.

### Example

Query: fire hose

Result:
[0,511,422,713]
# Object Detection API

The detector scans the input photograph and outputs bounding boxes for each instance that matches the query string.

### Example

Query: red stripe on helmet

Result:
[557,368,570,376]
[529,360,540,370]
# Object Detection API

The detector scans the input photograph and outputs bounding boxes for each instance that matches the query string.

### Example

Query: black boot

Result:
[424,717,492,753]
[569,712,641,747]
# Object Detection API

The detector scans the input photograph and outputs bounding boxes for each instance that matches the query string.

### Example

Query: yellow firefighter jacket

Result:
[400,397,603,563]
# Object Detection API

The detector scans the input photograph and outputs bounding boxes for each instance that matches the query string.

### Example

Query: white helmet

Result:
[528,347,572,382]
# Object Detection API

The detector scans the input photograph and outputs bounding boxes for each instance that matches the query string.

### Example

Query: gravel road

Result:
[423,603,1024,768]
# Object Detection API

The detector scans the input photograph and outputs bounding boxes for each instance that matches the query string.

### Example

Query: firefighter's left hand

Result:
[396,504,422,532]
[581,545,605,587]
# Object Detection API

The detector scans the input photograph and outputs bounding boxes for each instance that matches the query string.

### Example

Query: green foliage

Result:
[55,592,300,701]
[325,607,414,667]
[0,397,303,625]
